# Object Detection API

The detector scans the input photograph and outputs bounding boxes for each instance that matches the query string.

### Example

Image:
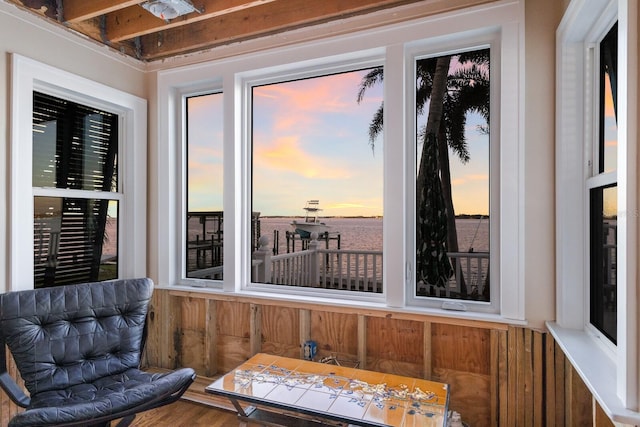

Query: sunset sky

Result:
[187,68,491,217]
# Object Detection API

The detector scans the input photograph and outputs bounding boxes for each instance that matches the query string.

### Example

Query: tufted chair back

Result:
[0,278,152,396]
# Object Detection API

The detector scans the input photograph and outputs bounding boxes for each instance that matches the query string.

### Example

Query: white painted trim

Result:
[617,0,638,410]
[555,0,640,415]
[155,0,524,319]
[385,43,406,308]
[10,54,147,291]
[548,322,640,423]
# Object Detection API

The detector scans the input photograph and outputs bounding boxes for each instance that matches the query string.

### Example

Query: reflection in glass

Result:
[34,197,118,288]
[599,23,618,174]
[185,93,224,280]
[32,92,118,191]
[590,185,617,343]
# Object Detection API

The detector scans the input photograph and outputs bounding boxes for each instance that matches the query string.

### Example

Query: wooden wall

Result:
[142,289,613,427]
[0,288,620,426]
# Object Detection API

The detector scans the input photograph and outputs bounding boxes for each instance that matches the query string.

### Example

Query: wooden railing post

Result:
[252,235,272,282]
[308,233,320,286]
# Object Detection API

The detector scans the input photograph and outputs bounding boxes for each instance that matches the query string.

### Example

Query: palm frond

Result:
[356,67,384,104]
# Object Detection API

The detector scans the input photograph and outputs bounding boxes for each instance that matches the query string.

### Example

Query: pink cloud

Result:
[254,136,351,179]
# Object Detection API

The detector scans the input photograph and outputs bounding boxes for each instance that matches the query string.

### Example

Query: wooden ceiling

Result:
[5,0,429,62]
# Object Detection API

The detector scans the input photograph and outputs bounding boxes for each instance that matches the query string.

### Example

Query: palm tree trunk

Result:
[438,129,467,297]
[417,56,451,184]
[416,56,452,290]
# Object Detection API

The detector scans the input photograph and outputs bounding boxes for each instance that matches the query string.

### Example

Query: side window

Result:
[32,92,119,288]
[413,48,491,304]
[11,54,146,292]
[250,68,384,293]
[185,93,224,280]
[589,22,618,343]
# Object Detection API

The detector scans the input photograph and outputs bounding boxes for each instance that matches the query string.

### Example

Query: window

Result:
[589,23,618,343]
[32,92,120,288]
[157,1,522,317]
[551,0,640,420]
[11,54,147,292]
[413,48,491,305]
[185,93,224,281]
[250,68,384,293]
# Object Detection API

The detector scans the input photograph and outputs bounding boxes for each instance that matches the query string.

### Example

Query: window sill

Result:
[158,283,525,327]
[546,322,640,424]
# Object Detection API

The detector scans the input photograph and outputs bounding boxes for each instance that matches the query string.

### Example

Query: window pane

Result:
[415,49,490,302]
[590,185,617,343]
[252,68,384,292]
[34,196,118,288]
[33,92,118,192]
[599,23,618,174]
[185,93,224,280]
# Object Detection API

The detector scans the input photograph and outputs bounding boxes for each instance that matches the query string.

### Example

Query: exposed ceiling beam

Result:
[63,0,142,23]
[139,0,418,59]
[106,0,277,43]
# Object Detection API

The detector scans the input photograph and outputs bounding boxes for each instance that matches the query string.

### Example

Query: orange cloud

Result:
[254,135,351,179]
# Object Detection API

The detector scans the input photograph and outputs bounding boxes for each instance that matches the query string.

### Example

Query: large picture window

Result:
[250,68,384,293]
[158,1,521,317]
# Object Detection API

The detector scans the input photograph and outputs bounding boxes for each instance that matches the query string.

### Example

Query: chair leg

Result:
[114,415,136,427]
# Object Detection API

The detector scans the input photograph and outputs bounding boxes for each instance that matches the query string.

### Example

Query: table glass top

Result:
[206,353,449,427]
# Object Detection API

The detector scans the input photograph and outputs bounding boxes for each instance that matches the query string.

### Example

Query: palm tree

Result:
[357,49,490,297]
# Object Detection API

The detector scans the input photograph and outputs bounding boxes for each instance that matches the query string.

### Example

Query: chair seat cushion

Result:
[8,367,195,427]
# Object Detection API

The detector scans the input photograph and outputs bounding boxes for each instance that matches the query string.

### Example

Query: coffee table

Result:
[205,353,449,426]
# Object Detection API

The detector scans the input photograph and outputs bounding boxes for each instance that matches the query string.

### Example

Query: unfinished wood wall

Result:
[141,289,613,427]
[0,288,619,427]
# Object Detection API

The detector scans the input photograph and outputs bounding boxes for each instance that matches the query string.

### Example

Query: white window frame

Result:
[179,85,225,288]
[156,1,524,321]
[239,56,387,304]
[549,0,640,422]
[10,54,147,291]
[404,33,502,314]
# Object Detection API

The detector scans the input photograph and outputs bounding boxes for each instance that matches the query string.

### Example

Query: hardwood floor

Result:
[129,400,240,426]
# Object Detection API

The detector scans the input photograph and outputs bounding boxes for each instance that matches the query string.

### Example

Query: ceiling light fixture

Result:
[141,0,198,21]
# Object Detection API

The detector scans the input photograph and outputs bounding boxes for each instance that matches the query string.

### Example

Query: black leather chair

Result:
[0,278,196,427]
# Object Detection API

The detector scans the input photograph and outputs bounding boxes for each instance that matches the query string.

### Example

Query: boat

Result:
[291,200,330,238]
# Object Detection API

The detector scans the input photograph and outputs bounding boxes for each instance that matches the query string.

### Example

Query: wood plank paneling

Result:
[434,367,491,427]
[432,323,490,375]
[2,289,611,427]
[566,360,593,427]
[367,317,423,364]
[204,300,218,376]
[311,311,358,360]
[260,304,300,358]
[216,300,251,338]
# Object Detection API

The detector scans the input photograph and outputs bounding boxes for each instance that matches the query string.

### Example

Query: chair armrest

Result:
[1,334,30,408]
[0,371,30,408]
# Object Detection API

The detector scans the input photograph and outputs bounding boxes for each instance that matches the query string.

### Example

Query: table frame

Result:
[205,353,449,427]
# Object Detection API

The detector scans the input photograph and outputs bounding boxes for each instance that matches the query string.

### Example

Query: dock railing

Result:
[417,252,490,300]
[253,233,489,299]
[254,234,382,291]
